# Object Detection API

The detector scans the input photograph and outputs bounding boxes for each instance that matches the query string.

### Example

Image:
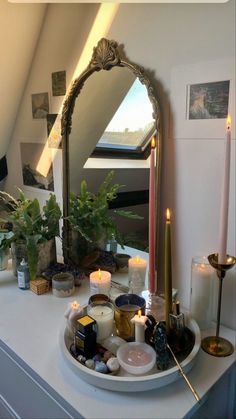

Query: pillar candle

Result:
[164,208,172,332]
[131,310,148,342]
[148,136,157,293]
[190,257,214,330]
[128,256,147,294]
[90,269,111,296]
[218,115,231,264]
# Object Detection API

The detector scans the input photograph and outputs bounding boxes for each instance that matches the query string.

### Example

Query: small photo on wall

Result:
[20,142,54,191]
[187,80,230,120]
[47,114,62,149]
[31,92,49,119]
[52,70,66,96]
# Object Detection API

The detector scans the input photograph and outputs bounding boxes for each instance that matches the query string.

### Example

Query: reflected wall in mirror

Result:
[61,38,161,269]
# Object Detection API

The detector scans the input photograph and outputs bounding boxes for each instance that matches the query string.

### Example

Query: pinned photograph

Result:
[47,114,62,149]
[52,70,66,96]
[20,142,54,191]
[187,80,230,120]
[31,92,49,119]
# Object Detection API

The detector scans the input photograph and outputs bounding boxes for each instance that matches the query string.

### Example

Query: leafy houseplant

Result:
[0,189,61,279]
[67,170,143,262]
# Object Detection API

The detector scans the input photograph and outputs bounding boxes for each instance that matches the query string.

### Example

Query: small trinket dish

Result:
[117,342,156,375]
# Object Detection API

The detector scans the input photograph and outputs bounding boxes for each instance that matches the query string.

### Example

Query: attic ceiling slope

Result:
[0,0,46,158]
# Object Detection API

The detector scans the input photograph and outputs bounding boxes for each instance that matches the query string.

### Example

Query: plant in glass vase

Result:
[0,189,61,279]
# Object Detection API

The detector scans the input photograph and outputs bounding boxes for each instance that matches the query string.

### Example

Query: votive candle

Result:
[90,269,111,296]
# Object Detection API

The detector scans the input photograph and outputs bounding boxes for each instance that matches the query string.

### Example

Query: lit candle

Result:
[89,269,111,296]
[87,303,114,342]
[218,115,231,264]
[148,136,156,294]
[64,300,84,335]
[164,208,172,333]
[131,309,148,342]
[128,256,147,294]
[190,257,214,330]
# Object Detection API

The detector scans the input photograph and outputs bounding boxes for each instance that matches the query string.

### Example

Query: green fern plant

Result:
[68,170,143,250]
[0,189,61,279]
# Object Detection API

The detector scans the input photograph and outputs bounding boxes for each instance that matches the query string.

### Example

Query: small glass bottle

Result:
[17,258,30,290]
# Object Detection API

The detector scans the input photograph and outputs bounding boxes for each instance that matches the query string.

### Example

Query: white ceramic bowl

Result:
[117,342,156,375]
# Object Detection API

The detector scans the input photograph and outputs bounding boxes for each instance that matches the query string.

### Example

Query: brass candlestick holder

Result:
[201,253,236,357]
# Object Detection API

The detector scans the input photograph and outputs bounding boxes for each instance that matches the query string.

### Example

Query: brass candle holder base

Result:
[201,253,235,357]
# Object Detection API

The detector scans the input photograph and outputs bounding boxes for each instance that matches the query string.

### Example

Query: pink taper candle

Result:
[218,115,231,264]
[148,136,156,293]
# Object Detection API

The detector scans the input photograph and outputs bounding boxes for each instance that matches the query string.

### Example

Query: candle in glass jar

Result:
[218,115,231,264]
[131,310,148,342]
[190,257,214,330]
[90,269,111,296]
[128,256,147,294]
[87,303,114,342]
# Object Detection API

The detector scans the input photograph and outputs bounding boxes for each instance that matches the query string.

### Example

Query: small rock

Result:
[95,361,108,374]
[85,359,95,369]
[93,353,101,362]
[77,355,86,363]
[106,357,120,373]
[103,350,113,361]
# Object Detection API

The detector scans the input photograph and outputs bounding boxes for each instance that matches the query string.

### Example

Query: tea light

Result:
[131,310,148,342]
[87,303,114,342]
[90,269,111,296]
[64,300,84,334]
[128,256,147,293]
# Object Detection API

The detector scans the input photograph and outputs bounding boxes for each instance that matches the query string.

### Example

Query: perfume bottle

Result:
[75,315,97,358]
[169,301,185,332]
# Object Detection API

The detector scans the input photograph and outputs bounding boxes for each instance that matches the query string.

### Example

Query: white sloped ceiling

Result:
[0,0,46,158]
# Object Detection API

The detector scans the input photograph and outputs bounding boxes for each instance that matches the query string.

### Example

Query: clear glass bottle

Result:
[17,258,30,290]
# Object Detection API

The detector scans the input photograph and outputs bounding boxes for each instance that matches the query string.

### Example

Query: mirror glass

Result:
[62,38,161,269]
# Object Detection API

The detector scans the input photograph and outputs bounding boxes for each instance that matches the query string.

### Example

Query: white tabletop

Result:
[0,257,235,419]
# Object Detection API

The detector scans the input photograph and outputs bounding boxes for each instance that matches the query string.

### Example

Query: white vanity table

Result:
[0,253,235,419]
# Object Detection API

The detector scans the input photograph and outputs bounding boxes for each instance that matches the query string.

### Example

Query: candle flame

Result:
[71,301,80,310]
[138,310,142,318]
[226,114,231,129]
[98,269,102,280]
[135,255,141,263]
[151,137,156,149]
[166,208,171,221]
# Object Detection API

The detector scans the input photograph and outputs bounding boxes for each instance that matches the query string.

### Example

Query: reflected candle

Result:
[128,256,147,293]
[90,269,111,296]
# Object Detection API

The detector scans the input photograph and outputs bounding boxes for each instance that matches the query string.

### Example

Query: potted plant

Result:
[67,170,143,264]
[0,189,61,279]
[0,229,14,270]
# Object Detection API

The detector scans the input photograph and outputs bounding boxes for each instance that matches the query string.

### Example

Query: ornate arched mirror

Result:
[61,38,161,269]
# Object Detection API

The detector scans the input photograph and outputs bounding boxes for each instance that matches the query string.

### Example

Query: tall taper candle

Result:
[165,208,172,333]
[218,115,231,264]
[148,136,156,294]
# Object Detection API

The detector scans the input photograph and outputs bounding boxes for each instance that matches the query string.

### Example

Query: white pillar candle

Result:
[131,310,148,342]
[128,256,147,294]
[218,115,231,264]
[87,303,114,342]
[190,257,214,330]
[89,269,111,296]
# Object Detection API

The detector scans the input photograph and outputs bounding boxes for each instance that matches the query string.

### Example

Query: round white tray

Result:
[60,318,201,392]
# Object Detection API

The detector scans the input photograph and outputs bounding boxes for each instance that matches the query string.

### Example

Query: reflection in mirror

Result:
[61,38,161,272]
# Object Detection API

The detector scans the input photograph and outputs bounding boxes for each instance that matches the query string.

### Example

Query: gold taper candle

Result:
[165,208,172,333]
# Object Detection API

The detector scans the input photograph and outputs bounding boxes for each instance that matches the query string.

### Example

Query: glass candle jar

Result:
[190,256,214,330]
[87,302,114,343]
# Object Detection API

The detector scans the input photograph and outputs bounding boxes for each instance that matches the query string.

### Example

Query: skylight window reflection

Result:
[96,78,155,151]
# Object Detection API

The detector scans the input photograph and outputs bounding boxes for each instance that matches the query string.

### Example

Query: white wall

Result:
[5,2,236,328]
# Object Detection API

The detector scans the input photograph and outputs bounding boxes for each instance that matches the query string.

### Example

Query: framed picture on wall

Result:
[170,59,235,139]
[31,92,49,119]
[20,142,54,191]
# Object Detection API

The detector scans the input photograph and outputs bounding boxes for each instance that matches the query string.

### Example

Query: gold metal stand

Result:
[201,253,235,357]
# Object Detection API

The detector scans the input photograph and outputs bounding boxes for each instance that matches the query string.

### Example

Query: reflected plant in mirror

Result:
[67,170,143,266]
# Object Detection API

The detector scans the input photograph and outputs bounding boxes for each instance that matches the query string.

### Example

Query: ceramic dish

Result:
[59,318,201,392]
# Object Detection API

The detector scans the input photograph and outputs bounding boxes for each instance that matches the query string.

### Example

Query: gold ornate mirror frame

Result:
[61,38,161,263]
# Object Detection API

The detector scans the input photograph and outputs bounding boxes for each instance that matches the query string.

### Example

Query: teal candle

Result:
[164,208,172,333]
